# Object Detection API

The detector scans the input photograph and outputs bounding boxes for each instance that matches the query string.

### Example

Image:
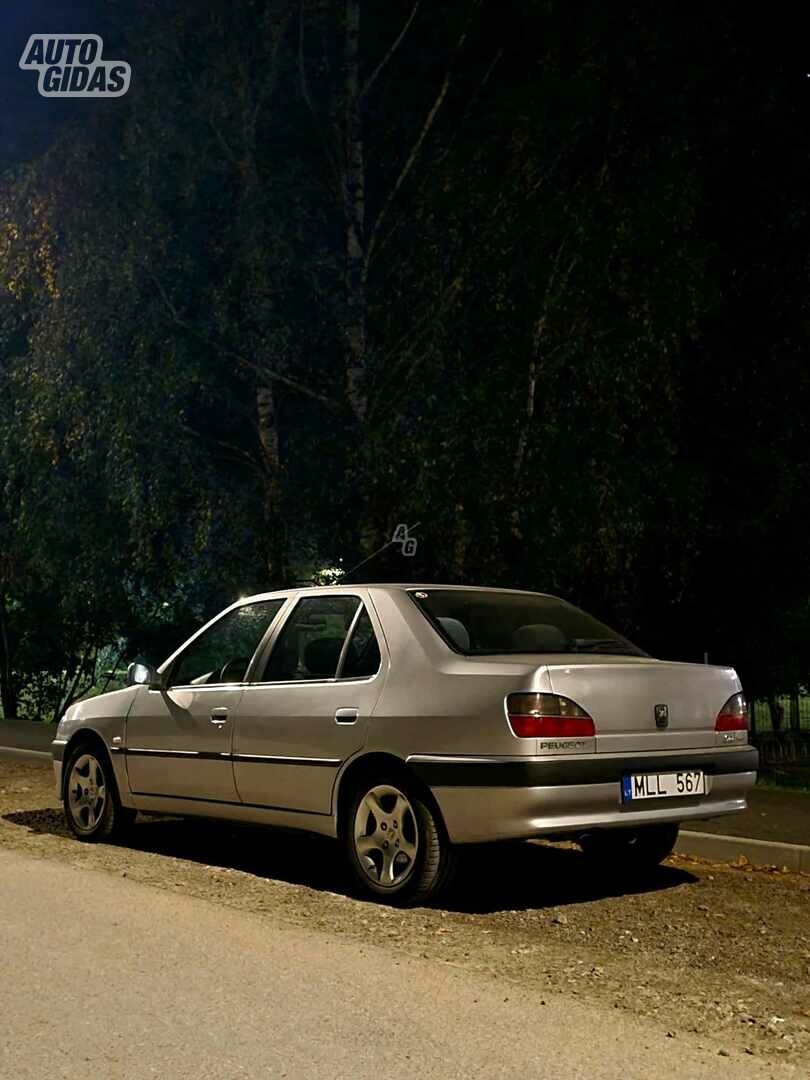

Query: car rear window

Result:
[409,589,645,657]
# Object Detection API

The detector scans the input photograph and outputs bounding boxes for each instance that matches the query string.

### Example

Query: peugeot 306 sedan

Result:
[52,585,758,903]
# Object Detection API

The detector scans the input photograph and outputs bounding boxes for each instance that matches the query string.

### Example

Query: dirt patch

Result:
[2,759,809,1068]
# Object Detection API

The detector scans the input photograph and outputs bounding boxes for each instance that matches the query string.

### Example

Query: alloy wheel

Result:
[353,783,419,888]
[67,753,107,832]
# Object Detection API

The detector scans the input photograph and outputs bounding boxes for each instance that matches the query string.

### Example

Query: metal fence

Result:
[750,694,810,735]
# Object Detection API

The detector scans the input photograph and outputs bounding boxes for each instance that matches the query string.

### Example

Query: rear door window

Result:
[261,595,361,681]
[339,607,381,679]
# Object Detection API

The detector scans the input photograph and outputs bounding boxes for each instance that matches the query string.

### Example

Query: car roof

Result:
[235,583,557,605]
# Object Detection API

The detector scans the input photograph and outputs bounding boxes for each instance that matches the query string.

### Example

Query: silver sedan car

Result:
[52,585,757,903]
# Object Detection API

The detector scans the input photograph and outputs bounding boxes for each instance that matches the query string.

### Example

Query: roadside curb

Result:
[0,746,52,763]
[676,829,810,873]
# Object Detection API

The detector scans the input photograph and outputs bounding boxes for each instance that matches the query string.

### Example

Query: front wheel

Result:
[63,743,135,842]
[345,777,456,905]
[579,823,679,874]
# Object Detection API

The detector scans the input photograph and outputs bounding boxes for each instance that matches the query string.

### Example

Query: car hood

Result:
[60,686,138,728]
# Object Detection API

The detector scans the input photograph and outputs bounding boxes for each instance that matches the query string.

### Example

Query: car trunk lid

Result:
[545,657,740,752]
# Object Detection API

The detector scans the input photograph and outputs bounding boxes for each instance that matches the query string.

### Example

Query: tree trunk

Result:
[513,357,538,488]
[790,689,801,732]
[234,26,290,587]
[767,694,784,733]
[257,383,288,586]
[0,589,18,719]
[343,0,368,426]
[510,353,538,541]
[510,317,542,542]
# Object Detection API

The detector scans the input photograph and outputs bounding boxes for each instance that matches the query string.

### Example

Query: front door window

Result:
[170,600,284,687]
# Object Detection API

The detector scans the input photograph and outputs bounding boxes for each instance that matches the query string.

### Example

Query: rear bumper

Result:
[408,746,758,844]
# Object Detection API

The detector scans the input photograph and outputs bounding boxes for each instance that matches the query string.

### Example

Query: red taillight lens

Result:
[510,715,596,737]
[715,692,749,731]
[507,693,595,738]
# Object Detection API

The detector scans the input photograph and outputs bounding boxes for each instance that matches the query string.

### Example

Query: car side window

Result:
[169,600,285,687]
[261,596,360,682]
[339,607,381,679]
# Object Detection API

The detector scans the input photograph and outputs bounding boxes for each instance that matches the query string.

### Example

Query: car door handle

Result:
[334,708,359,725]
[210,708,230,726]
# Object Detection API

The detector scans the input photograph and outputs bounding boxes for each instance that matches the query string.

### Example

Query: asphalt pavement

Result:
[0,719,53,758]
[0,847,800,1080]
[691,785,810,846]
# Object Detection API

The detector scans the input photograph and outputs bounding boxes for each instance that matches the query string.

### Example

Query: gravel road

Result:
[1,759,809,1075]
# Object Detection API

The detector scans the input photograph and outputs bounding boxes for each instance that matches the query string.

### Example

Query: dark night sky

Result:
[0,0,111,168]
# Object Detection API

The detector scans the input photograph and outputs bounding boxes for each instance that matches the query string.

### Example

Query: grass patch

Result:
[756,765,810,795]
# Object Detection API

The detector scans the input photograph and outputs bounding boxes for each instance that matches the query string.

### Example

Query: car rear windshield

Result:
[409,589,645,657]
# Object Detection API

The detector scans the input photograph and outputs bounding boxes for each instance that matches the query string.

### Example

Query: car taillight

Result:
[506,693,595,738]
[715,692,749,731]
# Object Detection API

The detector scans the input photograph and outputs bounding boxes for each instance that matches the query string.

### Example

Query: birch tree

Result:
[297,0,500,550]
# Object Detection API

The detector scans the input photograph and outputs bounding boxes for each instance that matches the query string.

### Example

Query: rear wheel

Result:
[344,776,456,905]
[63,743,135,842]
[579,823,679,873]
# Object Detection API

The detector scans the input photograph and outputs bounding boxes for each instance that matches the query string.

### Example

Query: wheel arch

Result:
[61,729,120,801]
[334,751,450,842]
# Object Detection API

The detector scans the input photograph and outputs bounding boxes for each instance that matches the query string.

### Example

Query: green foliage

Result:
[1,2,810,712]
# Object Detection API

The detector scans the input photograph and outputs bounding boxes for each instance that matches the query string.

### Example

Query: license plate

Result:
[622,770,705,801]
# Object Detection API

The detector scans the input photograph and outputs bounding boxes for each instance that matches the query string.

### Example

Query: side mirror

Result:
[126,661,164,691]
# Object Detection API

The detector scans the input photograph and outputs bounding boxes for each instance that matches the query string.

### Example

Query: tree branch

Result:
[99,647,126,695]
[366,20,472,268]
[253,8,294,123]
[367,273,464,419]
[361,0,421,101]
[57,645,96,720]
[212,438,266,479]
[208,117,239,166]
[299,0,342,188]
[206,335,340,410]
[369,46,503,264]
[149,272,341,410]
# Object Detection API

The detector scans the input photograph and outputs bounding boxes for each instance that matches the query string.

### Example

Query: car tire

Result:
[63,742,135,842]
[344,775,457,905]
[579,823,679,874]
